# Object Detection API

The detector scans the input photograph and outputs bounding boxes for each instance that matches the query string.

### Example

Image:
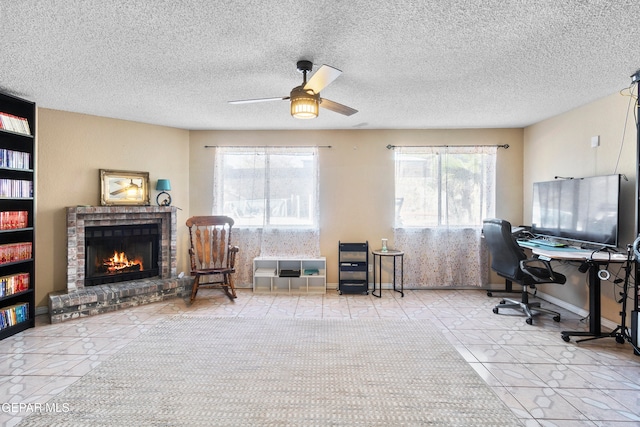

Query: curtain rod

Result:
[205,145,332,149]
[386,144,509,150]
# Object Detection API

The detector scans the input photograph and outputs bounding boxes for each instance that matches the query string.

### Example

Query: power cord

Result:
[614,81,637,175]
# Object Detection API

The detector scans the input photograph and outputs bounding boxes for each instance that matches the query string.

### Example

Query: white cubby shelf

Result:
[253,257,326,294]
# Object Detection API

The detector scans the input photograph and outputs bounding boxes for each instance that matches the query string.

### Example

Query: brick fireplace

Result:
[48,206,192,323]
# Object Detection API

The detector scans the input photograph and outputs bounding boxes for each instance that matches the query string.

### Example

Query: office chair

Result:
[482,218,566,325]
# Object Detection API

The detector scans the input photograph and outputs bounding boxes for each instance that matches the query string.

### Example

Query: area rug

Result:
[21,317,522,426]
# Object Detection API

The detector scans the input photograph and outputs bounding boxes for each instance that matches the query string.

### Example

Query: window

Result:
[394,146,496,227]
[213,146,318,228]
[393,145,496,288]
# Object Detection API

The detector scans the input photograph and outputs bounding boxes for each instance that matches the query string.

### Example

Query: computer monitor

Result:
[531,174,620,248]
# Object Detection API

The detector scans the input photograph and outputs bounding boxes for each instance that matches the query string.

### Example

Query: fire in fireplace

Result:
[85,223,160,286]
[102,250,143,274]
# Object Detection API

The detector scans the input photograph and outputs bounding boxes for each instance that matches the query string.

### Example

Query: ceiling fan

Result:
[228,60,358,119]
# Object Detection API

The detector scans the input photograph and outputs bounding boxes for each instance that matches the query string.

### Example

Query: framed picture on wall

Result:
[100,169,150,206]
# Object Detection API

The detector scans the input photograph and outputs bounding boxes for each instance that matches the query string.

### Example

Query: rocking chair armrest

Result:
[228,245,239,268]
[188,247,197,271]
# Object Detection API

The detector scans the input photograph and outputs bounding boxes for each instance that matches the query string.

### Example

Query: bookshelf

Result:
[0,92,35,340]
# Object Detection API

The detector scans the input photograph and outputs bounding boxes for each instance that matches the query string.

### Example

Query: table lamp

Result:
[156,179,172,206]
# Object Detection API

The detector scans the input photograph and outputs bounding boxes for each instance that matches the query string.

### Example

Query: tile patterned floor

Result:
[1,288,640,426]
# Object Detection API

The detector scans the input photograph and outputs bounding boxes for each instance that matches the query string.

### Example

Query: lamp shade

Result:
[156,179,171,191]
[290,86,319,119]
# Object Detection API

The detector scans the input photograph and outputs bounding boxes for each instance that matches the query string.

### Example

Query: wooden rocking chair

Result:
[186,216,238,302]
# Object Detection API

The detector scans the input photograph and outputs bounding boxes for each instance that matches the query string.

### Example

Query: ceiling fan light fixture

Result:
[229,61,356,119]
[290,86,319,119]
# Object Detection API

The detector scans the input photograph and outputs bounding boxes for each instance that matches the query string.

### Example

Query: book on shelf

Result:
[0,148,31,170]
[0,242,32,264]
[0,179,32,198]
[0,112,31,136]
[0,272,29,298]
[0,302,29,330]
[0,211,28,230]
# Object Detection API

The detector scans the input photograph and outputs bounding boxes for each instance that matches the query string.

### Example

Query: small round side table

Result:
[371,249,404,298]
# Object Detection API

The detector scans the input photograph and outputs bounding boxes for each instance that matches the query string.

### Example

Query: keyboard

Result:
[526,238,566,247]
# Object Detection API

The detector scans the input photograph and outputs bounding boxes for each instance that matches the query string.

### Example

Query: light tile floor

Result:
[1,288,640,426]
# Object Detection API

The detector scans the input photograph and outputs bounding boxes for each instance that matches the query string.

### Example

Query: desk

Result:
[518,241,627,341]
[371,249,404,298]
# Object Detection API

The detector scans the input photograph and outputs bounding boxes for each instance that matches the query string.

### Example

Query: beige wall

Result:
[189,128,524,285]
[523,91,638,322]
[35,109,191,307]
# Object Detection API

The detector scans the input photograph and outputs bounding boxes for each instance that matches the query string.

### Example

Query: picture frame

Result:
[100,169,150,206]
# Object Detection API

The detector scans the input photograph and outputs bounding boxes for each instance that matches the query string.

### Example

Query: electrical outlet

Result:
[591,135,600,148]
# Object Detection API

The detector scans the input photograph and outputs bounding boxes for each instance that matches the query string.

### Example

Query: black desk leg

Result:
[561,262,604,342]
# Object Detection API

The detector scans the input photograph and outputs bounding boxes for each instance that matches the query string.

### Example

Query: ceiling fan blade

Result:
[228,96,289,104]
[304,64,342,93]
[320,98,358,116]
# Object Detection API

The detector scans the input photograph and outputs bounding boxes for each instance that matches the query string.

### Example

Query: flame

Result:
[104,250,144,273]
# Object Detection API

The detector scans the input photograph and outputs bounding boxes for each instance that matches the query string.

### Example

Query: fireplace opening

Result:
[85,223,160,286]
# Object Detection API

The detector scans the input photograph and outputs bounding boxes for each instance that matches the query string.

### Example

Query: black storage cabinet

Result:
[338,241,368,295]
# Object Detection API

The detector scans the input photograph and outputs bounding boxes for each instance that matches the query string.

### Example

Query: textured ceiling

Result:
[1,0,639,130]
